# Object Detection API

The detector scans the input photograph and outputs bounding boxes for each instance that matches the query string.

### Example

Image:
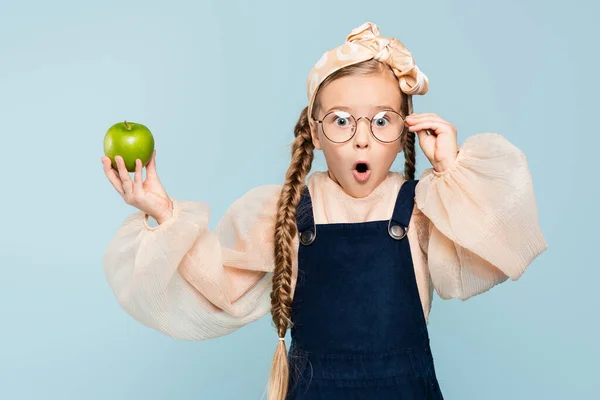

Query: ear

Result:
[310,120,322,150]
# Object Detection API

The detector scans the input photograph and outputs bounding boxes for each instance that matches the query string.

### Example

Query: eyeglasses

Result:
[314,109,406,143]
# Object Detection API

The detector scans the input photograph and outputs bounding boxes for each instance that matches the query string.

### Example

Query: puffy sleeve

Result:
[103,184,283,340]
[414,132,548,300]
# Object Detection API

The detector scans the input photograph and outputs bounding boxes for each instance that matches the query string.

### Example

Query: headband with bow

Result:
[307,22,429,119]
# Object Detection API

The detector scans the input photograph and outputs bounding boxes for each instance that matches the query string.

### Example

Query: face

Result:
[309,73,404,198]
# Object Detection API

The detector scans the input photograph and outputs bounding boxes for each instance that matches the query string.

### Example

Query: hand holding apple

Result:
[101,150,173,224]
[101,121,173,224]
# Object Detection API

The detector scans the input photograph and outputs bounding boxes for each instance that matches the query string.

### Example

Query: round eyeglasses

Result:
[314,110,406,143]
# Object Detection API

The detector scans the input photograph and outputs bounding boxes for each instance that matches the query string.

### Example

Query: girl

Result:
[101,22,548,400]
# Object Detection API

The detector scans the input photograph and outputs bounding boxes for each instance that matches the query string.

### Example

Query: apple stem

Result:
[124,120,130,130]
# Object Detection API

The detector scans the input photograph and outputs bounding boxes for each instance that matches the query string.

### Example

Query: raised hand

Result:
[101,150,173,224]
[405,113,459,173]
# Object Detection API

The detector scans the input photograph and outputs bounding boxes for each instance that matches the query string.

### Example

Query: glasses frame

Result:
[314,109,406,144]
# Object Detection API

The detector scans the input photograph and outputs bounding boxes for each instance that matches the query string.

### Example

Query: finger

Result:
[102,157,125,196]
[406,116,449,130]
[407,112,441,119]
[146,149,158,179]
[415,128,430,142]
[408,121,451,134]
[406,114,446,124]
[101,156,117,170]
[116,156,133,196]
[133,158,143,187]
[406,115,456,133]
[133,158,145,198]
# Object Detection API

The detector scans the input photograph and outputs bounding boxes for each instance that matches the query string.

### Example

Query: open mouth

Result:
[352,161,371,182]
[355,163,368,173]
[354,161,369,172]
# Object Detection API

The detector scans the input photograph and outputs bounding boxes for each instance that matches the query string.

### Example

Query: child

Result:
[102,22,548,400]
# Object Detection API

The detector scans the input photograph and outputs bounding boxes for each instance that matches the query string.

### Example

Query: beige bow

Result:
[345,22,429,96]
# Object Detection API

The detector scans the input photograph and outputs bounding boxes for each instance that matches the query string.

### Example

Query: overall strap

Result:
[296,185,316,246]
[388,179,419,240]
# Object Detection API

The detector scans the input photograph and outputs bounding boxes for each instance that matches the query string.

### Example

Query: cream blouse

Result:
[103,132,548,340]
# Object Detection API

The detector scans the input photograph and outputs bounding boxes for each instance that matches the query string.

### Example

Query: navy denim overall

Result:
[286,179,444,399]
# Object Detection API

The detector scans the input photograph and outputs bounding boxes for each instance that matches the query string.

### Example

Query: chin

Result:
[328,169,386,198]
[342,176,382,198]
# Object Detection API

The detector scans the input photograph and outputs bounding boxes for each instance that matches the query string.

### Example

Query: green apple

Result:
[104,121,155,172]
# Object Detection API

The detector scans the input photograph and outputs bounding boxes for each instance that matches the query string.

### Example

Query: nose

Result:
[353,118,371,148]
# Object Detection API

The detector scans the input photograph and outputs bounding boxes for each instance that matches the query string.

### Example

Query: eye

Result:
[373,111,391,128]
[334,116,351,127]
[373,117,389,127]
[331,111,352,128]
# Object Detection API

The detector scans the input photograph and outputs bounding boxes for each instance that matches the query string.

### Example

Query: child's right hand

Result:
[101,150,173,224]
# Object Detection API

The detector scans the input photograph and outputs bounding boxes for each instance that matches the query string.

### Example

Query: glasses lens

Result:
[322,111,355,142]
[371,110,404,142]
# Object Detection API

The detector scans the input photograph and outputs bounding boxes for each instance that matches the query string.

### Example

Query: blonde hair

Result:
[264,58,417,400]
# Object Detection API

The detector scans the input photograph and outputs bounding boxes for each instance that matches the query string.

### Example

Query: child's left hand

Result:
[405,113,459,173]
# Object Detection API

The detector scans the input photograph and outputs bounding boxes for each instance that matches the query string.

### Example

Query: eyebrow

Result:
[324,105,400,114]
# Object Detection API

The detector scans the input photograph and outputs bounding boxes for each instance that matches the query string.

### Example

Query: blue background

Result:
[0,0,597,399]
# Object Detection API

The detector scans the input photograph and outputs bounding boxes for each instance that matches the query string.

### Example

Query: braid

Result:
[403,95,417,181]
[265,106,314,400]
